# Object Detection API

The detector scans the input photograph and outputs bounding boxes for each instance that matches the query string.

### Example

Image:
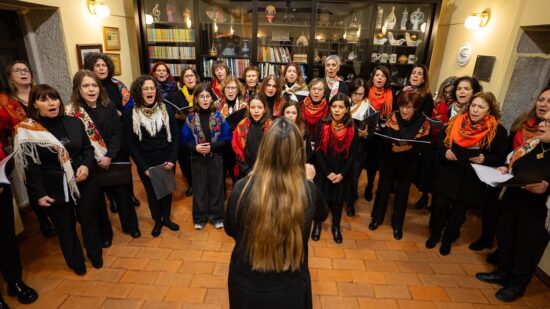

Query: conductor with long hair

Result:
[224,117,328,309]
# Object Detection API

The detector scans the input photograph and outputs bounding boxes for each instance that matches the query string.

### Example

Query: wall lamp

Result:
[464,10,490,30]
[88,0,110,19]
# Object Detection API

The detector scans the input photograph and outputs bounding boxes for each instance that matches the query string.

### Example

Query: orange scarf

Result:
[302,96,328,138]
[368,87,393,118]
[444,113,498,149]
[513,117,538,150]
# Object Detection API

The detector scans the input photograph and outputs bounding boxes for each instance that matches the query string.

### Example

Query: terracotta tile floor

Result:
[6,171,550,308]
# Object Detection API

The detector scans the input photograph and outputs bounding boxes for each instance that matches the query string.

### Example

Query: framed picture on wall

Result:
[76,44,103,69]
[103,27,121,51]
[106,53,121,76]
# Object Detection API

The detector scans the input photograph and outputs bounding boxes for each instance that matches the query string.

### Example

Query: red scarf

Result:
[232,117,272,175]
[211,79,223,100]
[444,113,498,149]
[317,121,355,157]
[0,92,26,128]
[513,117,538,149]
[368,87,393,118]
[302,96,328,139]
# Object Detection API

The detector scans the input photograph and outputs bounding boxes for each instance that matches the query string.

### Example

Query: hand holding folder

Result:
[374,132,431,150]
[148,164,177,199]
[471,163,550,187]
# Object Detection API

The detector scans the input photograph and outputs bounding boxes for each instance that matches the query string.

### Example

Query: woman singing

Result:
[324,55,348,101]
[225,117,328,309]
[123,75,180,237]
[281,63,309,104]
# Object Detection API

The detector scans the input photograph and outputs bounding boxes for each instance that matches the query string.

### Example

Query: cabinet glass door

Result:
[198,0,254,78]
[257,0,312,80]
[141,0,197,79]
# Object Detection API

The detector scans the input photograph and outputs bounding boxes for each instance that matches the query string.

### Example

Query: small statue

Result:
[388,32,405,46]
[400,8,408,30]
[385,6,397,30]
[265,5,276,23]
[405,32,422,47]
[373,33,387,45]
[375,7,383,30]
[410,8,425,31]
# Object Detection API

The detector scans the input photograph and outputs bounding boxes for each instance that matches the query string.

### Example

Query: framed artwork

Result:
[103,26,121,51]
[106,53,121,76]
[76,44,103,69]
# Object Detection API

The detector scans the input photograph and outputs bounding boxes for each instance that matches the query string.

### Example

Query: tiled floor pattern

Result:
[4,171,550,308]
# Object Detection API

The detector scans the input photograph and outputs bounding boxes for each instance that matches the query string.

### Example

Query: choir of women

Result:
[4,53,550,305]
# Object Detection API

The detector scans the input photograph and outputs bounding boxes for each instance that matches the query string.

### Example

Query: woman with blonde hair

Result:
[224,117,328,309]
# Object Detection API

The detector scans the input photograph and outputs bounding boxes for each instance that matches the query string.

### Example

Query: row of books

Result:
[257,46,292,63]
[150,63,196,76]
[147,28,195,43]
[202,58,251,78]
[258,63,307,80]
[149,46,195,60]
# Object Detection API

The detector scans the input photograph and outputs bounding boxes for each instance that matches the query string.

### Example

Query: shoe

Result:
[185,187,193,197]
[163,220,180,231]
[130,230,141,238]
[439,241,451,256]
[0,295,10,309]
[475,272,508,286]
[311,222,322,241]
[194,223,205,230]
[151,221,162,237]
[414,193,429,209]
[346,205,356,217]
[364,185,373,202]
[131,194,140,207]
[425,236,439,249]
[102,240,112,248]
[109,198,118,213]
[331,225,342,244]
[7,281,38,304]
[91,258,104,269]
[393,228,403,240]
[487,249,499,265]
[39,220,57,237]
[469,238,493,251]
[495,285,525,302]
[70,264,87,276]
[213,221,224,229]
[368,221,379,231]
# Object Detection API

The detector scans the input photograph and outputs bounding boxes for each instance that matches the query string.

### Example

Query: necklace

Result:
[537,143,550,159]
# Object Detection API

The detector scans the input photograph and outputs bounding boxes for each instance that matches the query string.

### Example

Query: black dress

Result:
[496,143,550,290]
[224,178,328,309]
[237,120,264,178]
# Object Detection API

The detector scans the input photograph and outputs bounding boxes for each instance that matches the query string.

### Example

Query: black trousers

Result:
[364,138,380,192]
[97,183,139,240]
[350,146,367,206]
[413,149,435,194]
[497,203,550,288]
[177,148,193,188]
[429,194,466,243]
[478,186,501,243]
[137,169,173,223]
[371,164,415,229]
[0,185,22,285]
[191,154,225,224]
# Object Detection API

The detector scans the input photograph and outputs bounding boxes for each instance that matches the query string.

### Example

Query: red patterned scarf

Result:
[513,117,538,149]
[317,121,355,157]
[65,104,108,160]
[232,117,272,175]
[0,92,26,126]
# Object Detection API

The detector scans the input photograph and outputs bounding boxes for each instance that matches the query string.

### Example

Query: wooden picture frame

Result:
[106,53,122,76]
[76,44,103,69]
[103,26,121,51]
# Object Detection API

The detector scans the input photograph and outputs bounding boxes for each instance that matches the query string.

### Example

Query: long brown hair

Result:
[70,70,109,110]
[237,117,308,272]
[406,64,431,96]
[281,100,305,133]
[435,76,457,103]
[281,63,305,87]
[511,86,550,132]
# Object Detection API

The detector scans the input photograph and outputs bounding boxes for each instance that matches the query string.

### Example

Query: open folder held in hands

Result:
[471,163,550,187]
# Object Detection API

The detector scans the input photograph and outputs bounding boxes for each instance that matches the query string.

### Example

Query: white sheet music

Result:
[471,163,513,187]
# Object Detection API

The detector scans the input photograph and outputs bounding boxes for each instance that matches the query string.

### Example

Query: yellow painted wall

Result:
[21,0,140,86]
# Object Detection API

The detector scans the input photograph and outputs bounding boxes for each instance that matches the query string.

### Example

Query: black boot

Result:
[107,191,118,213]
[185,186,193,197]
[415,192,429,209]
[151,221,163,237]
[311,222,322,241]
[0,294,9,309]
[346,203,355,217]
[331,205,343,244]
[487,248,499,265]
[7,281,38,304]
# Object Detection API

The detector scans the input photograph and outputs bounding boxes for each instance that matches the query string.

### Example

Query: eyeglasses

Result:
[198,95,212,100]
[399,105,415,110]
[183,74,195,79]
[540,119,550,126]
[310,87,324,92]
[225,86,237,90]
[142,87,156,91]
[13,68,30,74]
[352,92,365,97]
